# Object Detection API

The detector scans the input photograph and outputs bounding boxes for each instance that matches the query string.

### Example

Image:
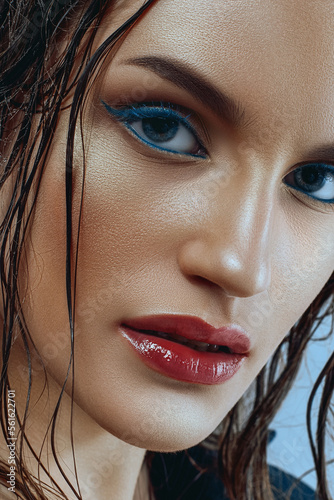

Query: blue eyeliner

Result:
[101,100,207,158]
[102,99,334,206]
[285,164,334,204]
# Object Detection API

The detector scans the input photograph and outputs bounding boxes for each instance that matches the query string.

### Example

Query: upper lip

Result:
[121,314,251,355]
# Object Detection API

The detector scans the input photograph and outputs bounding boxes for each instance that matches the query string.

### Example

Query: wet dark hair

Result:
[0,0,333,499]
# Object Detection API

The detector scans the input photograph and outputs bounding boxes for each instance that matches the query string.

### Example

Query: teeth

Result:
[207,344,220,352]
[151,331,231,353]
[189,342,210,352]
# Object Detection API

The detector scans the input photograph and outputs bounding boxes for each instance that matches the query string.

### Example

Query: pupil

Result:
[297,166,325,192]
[142,117,179,143]
[302,168,318,184]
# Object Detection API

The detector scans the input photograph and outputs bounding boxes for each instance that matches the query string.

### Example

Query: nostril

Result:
[177,232,272,298]
[185,274,223,291]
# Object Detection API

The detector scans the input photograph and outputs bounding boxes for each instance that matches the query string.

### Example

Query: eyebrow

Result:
[305,145,334,162]
[123,55,250,128]
[122,56,334,163]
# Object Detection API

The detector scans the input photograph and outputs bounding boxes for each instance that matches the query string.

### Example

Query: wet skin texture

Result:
[2,0,334,498]
[20,0,334,449]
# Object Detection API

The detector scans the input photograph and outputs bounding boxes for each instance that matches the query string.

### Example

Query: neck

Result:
[0,342,150,500]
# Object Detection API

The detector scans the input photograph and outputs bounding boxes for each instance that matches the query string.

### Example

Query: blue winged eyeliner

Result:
[101,100,207,158]
[102,100,334,205]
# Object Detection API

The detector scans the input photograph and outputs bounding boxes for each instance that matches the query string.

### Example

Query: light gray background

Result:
[267,315,334,493]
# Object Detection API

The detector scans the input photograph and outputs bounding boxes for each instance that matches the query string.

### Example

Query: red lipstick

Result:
[119,315,250,385]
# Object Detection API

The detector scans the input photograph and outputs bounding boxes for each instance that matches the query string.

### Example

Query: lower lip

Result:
[119,326,246,385]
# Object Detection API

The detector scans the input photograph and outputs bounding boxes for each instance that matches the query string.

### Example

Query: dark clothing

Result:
[149,443,317,500]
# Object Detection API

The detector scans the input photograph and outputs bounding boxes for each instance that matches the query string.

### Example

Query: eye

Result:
[102,100,207,158]
[283,163,334,204]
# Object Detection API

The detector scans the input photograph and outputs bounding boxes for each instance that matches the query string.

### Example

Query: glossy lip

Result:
[121,314,251,353]
[119,314,250,385]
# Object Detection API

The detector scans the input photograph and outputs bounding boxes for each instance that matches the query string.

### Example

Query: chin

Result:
[103,410,221,453]
[118,430,213,454]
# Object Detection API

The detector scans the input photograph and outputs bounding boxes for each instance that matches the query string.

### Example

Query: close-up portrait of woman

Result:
[0,0,334,498]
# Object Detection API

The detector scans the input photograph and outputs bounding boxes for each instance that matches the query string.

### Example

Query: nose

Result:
[177,177,274,298]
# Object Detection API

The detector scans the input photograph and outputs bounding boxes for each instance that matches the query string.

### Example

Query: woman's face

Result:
[15,0,334,451]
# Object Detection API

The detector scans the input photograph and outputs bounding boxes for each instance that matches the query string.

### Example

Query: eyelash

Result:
[101,100,207,158]
[102,99,334,207]
[283,164,334,206]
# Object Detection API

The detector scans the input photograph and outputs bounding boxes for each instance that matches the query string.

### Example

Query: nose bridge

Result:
[224,187,273,296]
[179,174,274,298]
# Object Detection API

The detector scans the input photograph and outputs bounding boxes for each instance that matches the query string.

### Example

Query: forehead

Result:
[135,0,334,71]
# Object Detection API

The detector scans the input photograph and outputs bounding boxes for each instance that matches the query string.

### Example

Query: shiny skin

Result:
[2,0,334,499]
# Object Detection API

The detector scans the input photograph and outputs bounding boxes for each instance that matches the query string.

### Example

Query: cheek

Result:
[18,135,172,384]
[19,167,71,382]
[72,123,191,298]
[279,224,334,307]
[263,226,334,350]
[17,110,83,383]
